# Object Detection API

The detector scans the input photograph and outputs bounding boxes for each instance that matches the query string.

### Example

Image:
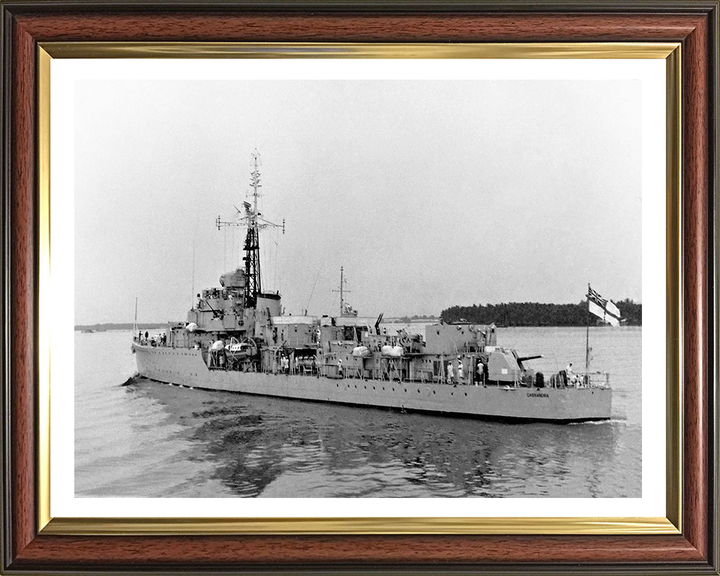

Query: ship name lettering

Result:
[527,393,550,398]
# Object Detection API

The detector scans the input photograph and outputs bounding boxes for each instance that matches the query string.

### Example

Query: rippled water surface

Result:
[75,326,641,497]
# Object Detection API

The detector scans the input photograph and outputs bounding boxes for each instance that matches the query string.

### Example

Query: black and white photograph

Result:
[69,65,648,502]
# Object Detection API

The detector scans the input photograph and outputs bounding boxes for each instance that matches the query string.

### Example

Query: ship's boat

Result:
[225,338,257,359]
[381,345,404,357]
[131,150,613,423]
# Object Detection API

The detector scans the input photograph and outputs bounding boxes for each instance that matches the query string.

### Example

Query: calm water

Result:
[75,326,641,497]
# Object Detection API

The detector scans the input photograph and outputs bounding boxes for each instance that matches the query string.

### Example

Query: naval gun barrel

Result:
[200,298,223,319]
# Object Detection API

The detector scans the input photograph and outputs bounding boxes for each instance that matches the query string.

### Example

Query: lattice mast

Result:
[216,149,285,308]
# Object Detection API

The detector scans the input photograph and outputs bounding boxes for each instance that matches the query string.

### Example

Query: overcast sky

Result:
[74,79,641,324]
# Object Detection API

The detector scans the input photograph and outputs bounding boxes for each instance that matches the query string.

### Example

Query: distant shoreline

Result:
[75,302,641,332]
[76,323,169,332]
[440,299,642,327]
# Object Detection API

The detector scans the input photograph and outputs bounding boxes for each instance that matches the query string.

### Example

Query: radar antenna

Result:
[216,149,285,308]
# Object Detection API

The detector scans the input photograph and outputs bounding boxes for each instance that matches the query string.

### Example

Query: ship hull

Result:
[133,344,612,422]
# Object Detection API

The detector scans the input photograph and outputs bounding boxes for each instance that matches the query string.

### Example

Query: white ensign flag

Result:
[587,286,622,327]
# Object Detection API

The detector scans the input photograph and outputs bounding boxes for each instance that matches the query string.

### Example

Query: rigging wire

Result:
[230,225,236,271]
[272,228,280,293]
[259,233,265,292]
[305,258,326,313]
[328,291,339,316]
[191,232,196,309]
[191,211,199,308]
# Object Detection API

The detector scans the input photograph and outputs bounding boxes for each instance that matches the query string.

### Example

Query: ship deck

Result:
[133,343,612,423]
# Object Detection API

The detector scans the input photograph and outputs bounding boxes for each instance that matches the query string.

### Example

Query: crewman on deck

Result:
[337,358,344,379]
[566,362,576,386]
[457,359,464,384]
[447,362,454,385]
[476,359,484,386]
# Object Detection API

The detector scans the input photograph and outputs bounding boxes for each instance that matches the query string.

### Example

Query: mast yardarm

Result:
[216,149,285,308]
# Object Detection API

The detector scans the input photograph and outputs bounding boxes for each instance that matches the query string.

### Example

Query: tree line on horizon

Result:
[75,322,168,332]
[440,299,642,327]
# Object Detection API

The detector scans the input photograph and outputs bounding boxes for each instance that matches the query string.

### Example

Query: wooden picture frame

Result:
[1,1,717,573]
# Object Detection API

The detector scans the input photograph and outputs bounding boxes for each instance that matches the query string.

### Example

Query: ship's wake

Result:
[568,418,626,426]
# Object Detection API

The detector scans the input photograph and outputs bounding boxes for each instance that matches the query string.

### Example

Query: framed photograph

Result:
[1,1,717,574]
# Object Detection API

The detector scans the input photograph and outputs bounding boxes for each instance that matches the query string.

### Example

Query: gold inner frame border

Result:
[36,41,682,536]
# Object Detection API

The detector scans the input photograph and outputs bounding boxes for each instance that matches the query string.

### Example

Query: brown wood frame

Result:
[1,1,718,573]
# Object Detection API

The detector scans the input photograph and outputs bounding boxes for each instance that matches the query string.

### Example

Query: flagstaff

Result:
[585,283,591,376]
[133,296,138,337]
[586,285,623,380]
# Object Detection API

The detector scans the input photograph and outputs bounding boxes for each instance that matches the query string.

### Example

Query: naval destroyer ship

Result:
[132,151,612,422]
